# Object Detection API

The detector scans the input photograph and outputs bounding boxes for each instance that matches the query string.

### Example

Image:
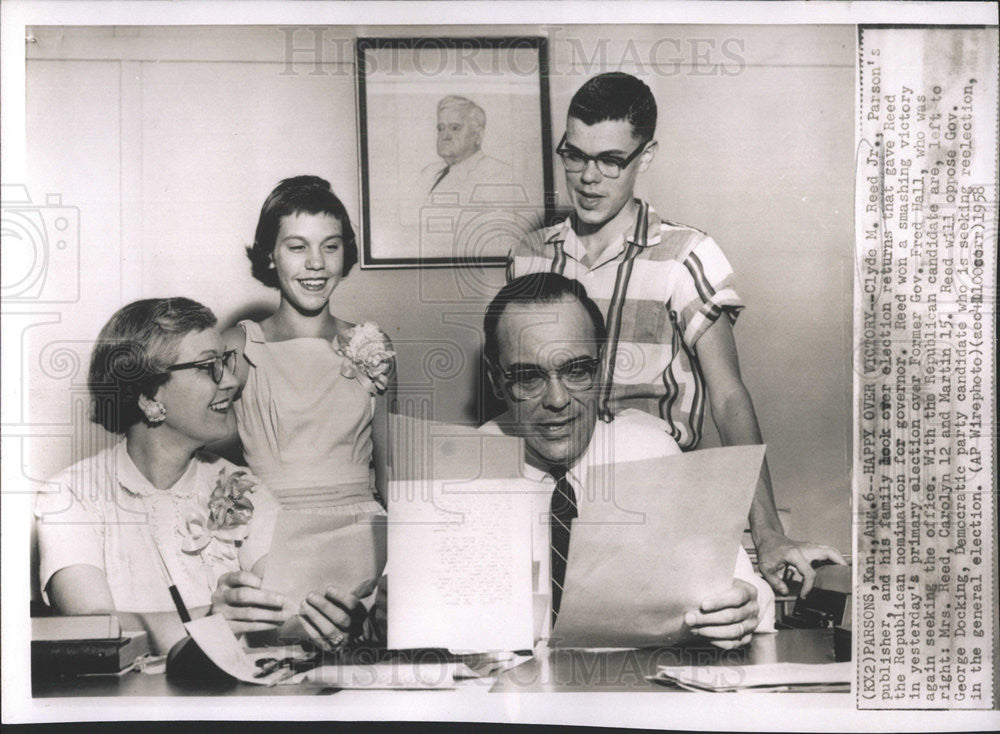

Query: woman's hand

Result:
[295,579,378,652]
[684,579,759,649]
[210,570,289,634]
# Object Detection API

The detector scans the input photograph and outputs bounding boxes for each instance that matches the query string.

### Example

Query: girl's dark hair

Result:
[88,297,216,434]
[246,175,358,287]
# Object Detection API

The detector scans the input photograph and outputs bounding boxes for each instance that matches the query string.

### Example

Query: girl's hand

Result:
[296,579,377,652]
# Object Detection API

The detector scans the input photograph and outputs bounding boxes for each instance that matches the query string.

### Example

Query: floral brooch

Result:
[337,322,395,395]
[180,468,256,554]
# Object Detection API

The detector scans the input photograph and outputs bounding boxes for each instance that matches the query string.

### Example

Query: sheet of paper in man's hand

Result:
[262,511,387,607]
[388,480,535,652]
[551,444,766,648]
[387,417,535,652]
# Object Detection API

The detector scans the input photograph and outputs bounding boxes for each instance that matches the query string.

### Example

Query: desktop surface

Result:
[33,629,840,698]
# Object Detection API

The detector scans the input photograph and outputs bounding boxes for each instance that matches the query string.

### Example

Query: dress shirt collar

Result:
[517,417,621,496]
[520,453,587,497]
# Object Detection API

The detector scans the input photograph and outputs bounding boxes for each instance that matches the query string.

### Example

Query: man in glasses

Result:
[507,72,844,597]
[481,272,771,647]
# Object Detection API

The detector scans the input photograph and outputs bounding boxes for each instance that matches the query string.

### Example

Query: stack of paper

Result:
[649,662,851,692]
[293,651,531,689]
[296,661,473,689]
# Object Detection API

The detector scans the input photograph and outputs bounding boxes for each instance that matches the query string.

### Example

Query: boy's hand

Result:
[756,534,847,596]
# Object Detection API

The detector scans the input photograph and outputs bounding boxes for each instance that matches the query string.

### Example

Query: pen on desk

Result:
[146,526,192,623]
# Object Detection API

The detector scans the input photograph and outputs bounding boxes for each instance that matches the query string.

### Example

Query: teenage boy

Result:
[507,72,845,595]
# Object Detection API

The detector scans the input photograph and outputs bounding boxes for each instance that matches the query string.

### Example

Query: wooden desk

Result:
[33,629,839,698]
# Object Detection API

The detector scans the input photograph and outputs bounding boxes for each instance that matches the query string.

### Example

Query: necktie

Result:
[549,466,578,629]
[430,165,450,192]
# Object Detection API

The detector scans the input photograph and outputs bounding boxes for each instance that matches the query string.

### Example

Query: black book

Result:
[31,631,149,678]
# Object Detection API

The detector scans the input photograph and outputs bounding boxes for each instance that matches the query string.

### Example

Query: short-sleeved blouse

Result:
[34,441,280,614]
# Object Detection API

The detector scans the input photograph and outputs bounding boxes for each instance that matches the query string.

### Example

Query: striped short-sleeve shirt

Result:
[506,199,744,450]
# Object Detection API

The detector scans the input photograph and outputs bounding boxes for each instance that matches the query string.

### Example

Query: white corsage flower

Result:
[179,468,256,555]
[337,322,395,395]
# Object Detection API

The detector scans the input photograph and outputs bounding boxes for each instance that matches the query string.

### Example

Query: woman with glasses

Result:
[35,298,365,653]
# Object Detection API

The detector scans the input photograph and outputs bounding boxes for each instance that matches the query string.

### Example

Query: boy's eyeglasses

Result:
[167,349,238,384]
[497,357,600,400]
[555,133,648,179]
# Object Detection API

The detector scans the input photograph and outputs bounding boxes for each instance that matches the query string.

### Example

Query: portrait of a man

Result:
[357,37,552,267]
[420,95,515,204]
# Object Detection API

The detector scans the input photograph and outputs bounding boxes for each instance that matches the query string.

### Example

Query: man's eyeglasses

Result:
[555,133,649,179]
[497,357,600,400]
[167,350,238,384]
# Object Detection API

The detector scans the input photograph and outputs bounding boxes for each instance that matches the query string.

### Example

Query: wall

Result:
[15,24,854,551]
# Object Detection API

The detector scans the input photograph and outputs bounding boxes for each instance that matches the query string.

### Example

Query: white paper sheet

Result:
[387,478,536,652]
[551,445,766,648]
[297,662,476,689]
[652,662,852,691]
[183,614,288,686]
[261,510,386,607]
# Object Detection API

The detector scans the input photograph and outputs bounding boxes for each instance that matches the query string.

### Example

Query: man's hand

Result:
[210,571,289,634]
[295,579,377,652]
[684,579,759,649]
[756,533,847,596]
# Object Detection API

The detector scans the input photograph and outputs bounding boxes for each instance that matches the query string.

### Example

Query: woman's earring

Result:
[143,401,167,424]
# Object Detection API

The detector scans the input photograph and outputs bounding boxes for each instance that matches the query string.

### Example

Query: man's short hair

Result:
[483,272,607,365]
[567,72,657,142]
[438,95,486,131]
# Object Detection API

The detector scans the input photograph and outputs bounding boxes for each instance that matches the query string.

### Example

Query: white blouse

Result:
[35,441,279,614]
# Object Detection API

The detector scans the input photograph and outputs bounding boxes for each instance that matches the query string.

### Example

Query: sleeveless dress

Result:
[233,320,386,516]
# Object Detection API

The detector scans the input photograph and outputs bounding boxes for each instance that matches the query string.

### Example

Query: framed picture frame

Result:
[356,37,554,268]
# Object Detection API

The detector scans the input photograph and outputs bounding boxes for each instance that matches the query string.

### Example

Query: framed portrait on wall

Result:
[356,37,554,268]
